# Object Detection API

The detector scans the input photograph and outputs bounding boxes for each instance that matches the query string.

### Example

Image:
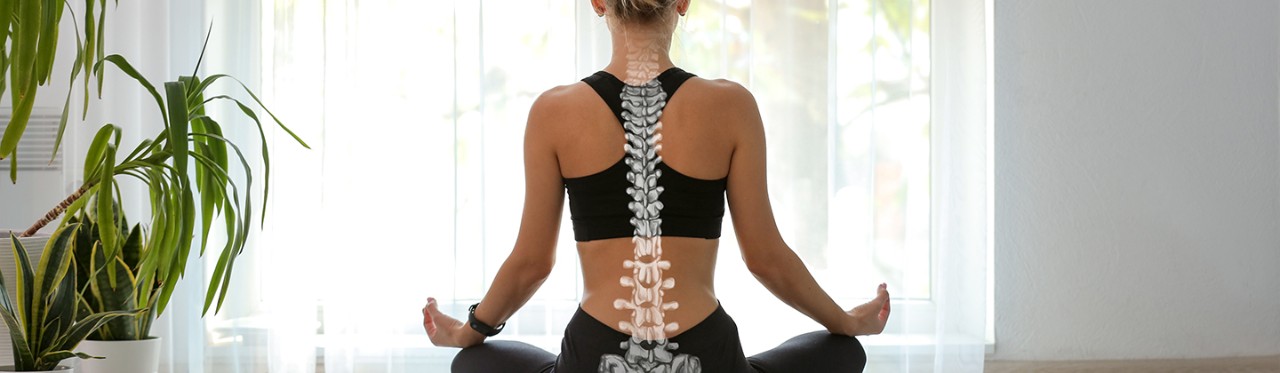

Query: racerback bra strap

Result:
[581,67,695,127]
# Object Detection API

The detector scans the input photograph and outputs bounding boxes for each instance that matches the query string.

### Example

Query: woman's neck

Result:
[604,25,675,85]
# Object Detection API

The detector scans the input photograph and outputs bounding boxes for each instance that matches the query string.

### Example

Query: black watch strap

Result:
[467,303,505,337]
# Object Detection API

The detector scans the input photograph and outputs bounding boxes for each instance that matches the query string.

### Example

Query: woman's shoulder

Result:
[532,74,756,110]
[525,81,599,132]
[675,76,763,137]
[531,81,595,113]
[675,76,760,116]
[525,74,760,135]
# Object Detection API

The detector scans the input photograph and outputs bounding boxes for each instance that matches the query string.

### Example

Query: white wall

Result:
[995,0,1280,360]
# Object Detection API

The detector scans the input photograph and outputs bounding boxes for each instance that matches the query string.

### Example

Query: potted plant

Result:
[0,1,122,369]
[15,37,308,373]
[1,2,306,370]
[0,235,49,367]
[63,210,159,373]
[0,226,138,372]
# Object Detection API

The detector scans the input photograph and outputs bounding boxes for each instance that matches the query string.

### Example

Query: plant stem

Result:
[21,185,89,237]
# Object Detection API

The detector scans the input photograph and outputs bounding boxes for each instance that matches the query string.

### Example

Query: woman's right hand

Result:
[840,283,891,336]
[423,297,486,348]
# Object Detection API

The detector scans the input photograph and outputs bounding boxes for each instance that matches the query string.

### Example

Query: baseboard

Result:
[986,355,1280,373]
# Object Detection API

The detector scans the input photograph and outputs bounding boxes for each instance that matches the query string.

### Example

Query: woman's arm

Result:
[721,83,890,337]
[424,90,567,348]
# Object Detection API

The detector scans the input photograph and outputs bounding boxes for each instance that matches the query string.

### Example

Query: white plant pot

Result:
[74,338,160,373]
[0,366,72,372]
[0,233,48,367]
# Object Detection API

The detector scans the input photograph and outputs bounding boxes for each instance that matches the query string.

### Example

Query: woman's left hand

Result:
[423,297,486,348]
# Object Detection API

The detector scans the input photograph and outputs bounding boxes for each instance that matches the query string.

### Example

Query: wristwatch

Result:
[467,303,505,337]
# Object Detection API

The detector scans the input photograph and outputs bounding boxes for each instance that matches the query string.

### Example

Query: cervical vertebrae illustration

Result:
[598,36,702,373]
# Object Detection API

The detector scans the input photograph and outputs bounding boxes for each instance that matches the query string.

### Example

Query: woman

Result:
[423,0,891,371]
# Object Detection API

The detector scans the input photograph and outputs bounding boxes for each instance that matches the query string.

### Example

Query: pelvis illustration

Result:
[599,338,701,373]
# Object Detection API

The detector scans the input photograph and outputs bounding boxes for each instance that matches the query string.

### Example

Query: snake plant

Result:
[67,209,156,340]
[2,226,138,371]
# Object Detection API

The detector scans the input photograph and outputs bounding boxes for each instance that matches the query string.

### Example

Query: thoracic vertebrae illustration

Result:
[598,34,703,373]
[614,80,676,342]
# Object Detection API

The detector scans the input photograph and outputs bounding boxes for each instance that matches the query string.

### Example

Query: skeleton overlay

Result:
[597,35,702,373]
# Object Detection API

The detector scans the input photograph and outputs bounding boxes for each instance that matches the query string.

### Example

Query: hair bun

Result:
[613,0,675,22]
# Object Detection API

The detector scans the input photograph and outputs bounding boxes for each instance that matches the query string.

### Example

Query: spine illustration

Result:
[614,80,677,343]
[599,28,701,373]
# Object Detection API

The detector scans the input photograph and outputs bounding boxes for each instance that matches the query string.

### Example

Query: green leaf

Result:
[122,225,142,271]
[0,236,36,368]
[43,252,78,351]
[1,0,46,180]
[200,96,278,224]
[188,128,226,257]
[93,0,106,97]
[33,0,63,85]
[96,55,167,127]
[83,0,97,103]
[188,148,232,257]
[155,178,181,290]
[74,295,93,332]
[50,309,141,357]
[90,247,138,340]
[137,292,159,339]
[0,0,14,60]
[190,23,214,79]
[181,150,240,312]
[2,234,24,314]
[29,223,78,349]
[1,80,38,171]
[9,0,39,91]
[0,305,34,368]
[97,142,118,278]
[37,350,93,367]
[157,182,194,316]
[90,242,135,309]
[121,139,154,165]
[193,132,253,315]
[165,81,189,178]
[71,223,99,313]
[194,141,215,255]
[13,228,37,335]
[202,201,234,316]
[201,79,310,149]
[83,124,118,182]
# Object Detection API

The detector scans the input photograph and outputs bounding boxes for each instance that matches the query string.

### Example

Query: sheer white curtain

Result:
[163,0,990,372]
[59,1,260,372]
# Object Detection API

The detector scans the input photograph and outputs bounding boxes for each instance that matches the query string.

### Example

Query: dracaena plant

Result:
[21,34,309,318]
[2,226,138,371]
[0,0,115,183]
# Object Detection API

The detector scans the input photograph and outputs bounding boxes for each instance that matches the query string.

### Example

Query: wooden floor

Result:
[986,356,1280,373]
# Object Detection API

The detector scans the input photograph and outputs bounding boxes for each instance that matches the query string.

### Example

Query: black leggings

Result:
[452,306,867,373]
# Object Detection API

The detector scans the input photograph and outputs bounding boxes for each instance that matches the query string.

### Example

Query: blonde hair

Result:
[608,0,678,23]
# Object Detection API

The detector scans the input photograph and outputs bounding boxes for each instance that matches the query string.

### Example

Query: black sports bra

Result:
[564,68,727,242]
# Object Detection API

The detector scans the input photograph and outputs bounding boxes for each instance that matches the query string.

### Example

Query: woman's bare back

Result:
[541,72,743,337]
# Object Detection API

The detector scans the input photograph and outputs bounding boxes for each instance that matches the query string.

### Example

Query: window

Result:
[183,0,989,371]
